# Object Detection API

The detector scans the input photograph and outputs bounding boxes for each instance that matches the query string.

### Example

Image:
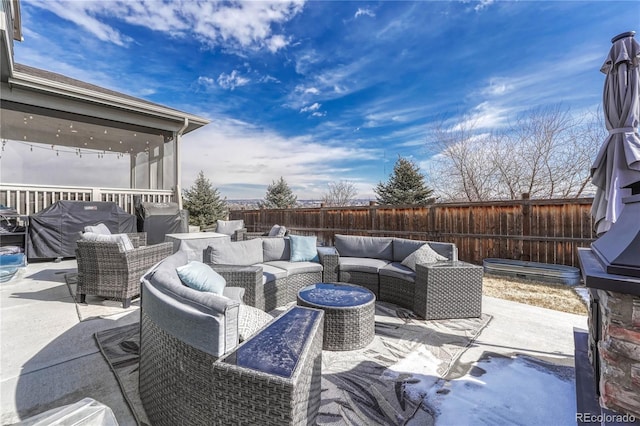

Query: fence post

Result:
[369,201,377,236]
[521,193,531,261]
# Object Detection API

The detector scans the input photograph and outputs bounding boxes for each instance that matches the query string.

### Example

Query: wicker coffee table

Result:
[297,283,375,351]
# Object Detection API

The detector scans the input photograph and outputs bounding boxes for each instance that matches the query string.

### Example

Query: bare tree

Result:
[426,117,499,202]
[425,105,603,201]
[321,180,358,206]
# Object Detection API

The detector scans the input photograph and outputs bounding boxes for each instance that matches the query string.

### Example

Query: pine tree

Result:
[260,177,298,209]
[182,171,227,227]
[374,156,434,205]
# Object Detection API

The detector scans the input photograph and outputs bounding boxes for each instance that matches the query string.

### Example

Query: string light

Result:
[5,140,131,159]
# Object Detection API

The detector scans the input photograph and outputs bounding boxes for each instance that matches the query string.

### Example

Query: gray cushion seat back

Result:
[334,235,394,260]
[142,250,240,358]
[208,238,264,265]
[262,238,291,262]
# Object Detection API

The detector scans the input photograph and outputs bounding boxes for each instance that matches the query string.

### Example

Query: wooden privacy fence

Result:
[230,197,597,267]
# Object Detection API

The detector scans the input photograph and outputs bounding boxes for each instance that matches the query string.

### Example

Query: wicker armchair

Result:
[76,234,172,308]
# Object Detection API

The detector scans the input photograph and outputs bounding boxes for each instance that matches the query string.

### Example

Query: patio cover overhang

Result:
[0,0,210,197]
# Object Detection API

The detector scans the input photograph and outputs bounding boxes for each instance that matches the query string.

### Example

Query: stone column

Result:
[597,289,640,417]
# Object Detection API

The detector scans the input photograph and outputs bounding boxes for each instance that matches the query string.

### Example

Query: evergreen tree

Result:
[182,171,227,227]
[374,156,435,205]
[260,177,298,209]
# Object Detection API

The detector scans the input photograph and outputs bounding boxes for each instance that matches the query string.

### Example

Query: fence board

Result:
[230,198,597,267]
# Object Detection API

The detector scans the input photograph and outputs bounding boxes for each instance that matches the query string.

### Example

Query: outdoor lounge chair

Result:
[75,232,172,308]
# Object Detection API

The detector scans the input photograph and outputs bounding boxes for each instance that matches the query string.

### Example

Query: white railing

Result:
[0,183,174,215]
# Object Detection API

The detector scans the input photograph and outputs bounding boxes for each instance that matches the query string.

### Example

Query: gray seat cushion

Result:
[338,257,391,274]
[380,262,416,282]
[265,260,323,275]
[334,234,393,260]
[256,263,288,282]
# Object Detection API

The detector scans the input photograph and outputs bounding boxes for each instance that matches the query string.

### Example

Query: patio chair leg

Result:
[122,298,131,309]
[79,294,86,304]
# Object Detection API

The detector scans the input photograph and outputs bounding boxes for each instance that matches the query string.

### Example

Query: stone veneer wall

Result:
[596,289,640,417]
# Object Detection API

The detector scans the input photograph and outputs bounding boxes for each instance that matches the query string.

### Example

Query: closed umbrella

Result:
[591,31,640,235]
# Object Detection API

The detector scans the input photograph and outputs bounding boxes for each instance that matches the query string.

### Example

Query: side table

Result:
[164,232,230,261]
[297,283,375,351]
[414,261,483,320]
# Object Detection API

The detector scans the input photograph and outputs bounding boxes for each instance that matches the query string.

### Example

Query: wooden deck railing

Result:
[0,183,174,215]
[230,197,597,267]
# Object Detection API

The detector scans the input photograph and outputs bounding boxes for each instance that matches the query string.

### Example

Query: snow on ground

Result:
[423,355,576,425]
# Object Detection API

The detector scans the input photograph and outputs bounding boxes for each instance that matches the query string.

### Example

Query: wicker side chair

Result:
[76,236,173,308]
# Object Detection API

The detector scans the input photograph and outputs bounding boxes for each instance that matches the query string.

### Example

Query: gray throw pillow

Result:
[267,225,287,237]
[401,244,447,271]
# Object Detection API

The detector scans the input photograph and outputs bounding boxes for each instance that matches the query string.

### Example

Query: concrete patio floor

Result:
[1,259,588,425]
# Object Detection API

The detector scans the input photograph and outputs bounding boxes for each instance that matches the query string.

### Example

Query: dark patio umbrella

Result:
[591,31,640,235]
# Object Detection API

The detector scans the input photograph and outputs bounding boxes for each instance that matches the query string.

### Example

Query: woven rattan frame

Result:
[140,307,324,425]
[415,261,483,319]
[318,252,339,283]
[211,307,324,425]
[379,275,415,309]
[337,270,380,298]
[75,240,172,308]
[139,311,222,425]
[297,284,375,351]
[286,271,323,303]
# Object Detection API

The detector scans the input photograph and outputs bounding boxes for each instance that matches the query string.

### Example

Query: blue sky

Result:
[11,0,640,199]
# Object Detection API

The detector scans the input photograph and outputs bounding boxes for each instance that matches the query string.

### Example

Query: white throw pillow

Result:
[216,219,244,236]
[401,244,447,271]
[238,305,274,342]
[81,232,134,252]
[84,223,111,235]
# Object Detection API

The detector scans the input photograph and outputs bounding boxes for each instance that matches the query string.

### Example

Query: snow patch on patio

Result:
[425,355,576,425]
[382,345,442,399]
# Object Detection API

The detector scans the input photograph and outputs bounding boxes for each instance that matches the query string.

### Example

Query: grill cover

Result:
[27,201,136,260]
[135,202,188,245]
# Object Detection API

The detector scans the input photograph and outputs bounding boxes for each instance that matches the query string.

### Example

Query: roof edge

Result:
[9,66,210,133]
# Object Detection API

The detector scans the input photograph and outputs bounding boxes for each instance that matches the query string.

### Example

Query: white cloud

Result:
[30,0,305,54]
[32,0,133,46]
[265,34,289,53]
[311,111,327,117]
[355,8,375,19]
[217,70,250,90]
[452,102,511,131]
[474,0,495,12]
[180,117,380,198]
[197,76,216,89]
[300,103,321,113]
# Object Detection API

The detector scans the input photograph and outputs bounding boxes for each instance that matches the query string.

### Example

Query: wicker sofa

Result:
[319,234,482,319]
[204,236,335,312]
[139,250,324,425]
